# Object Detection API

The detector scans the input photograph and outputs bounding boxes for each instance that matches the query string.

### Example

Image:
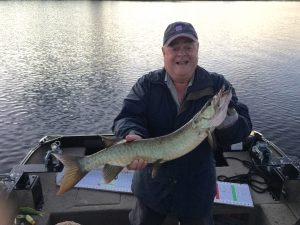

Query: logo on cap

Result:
[175,26,183,32]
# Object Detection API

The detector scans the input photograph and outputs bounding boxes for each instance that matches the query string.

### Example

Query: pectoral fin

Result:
[207,130,217,150]
[103,164,124,183]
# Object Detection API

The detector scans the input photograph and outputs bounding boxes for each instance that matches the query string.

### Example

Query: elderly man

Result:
[113,21,252,225]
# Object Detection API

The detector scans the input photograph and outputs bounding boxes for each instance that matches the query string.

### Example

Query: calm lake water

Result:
[0,1,299,173]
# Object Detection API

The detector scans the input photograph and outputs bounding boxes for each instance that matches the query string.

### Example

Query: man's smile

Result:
[175,60,189,65]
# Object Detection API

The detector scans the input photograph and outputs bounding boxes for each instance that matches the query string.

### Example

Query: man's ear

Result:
[196,42,199,50]
[162,46,166,56]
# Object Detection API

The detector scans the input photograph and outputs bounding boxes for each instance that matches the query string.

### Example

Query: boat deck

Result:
[11,143,300,225]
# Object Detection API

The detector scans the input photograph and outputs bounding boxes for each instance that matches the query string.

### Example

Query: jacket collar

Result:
[147,66,216,114]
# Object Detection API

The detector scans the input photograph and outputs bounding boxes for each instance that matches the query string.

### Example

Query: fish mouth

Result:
[218,88,232,108]
[210,88,232,127]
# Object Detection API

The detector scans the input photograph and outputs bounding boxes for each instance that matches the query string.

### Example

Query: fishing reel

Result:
[250,140,271,165]
[44,141,63,172]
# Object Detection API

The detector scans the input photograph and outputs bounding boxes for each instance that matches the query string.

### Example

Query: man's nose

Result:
[177,48,187,56]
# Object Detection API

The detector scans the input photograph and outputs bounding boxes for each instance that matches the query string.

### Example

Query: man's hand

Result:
[125,134,148,170]
[125,134,142,142]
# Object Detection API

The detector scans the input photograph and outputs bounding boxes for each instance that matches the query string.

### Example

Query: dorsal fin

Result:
[101,136,122,148]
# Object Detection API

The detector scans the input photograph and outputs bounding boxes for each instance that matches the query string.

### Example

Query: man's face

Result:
[162,37,199,82]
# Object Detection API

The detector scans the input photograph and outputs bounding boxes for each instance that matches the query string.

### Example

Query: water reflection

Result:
[0,1,299,173]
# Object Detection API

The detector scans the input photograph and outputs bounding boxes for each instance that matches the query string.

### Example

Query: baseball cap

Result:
[163,21,198,46]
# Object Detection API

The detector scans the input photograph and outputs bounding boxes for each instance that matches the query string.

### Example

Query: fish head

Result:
[193,86,232,129]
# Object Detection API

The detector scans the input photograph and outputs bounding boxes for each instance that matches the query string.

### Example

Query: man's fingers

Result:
[127,159,147,170]
[124,134,145,170]
[128,159,139,170]
[125,134,142,142]
[137,159,147,169]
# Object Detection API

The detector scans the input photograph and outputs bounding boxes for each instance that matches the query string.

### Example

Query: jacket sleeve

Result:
[212,73,252,146]
[112,75,150,138]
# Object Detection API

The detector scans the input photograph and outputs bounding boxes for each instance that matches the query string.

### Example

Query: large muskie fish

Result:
[53,87,232,194]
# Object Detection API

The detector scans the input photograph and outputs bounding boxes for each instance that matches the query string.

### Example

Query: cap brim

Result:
[164,33,198,46]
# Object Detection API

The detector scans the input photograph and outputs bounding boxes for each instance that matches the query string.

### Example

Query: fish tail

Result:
[52,153,87,195]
